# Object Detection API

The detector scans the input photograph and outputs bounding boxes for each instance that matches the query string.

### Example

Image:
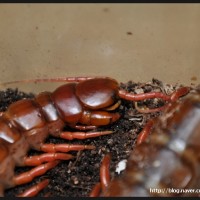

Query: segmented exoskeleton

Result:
[0,77,189,196]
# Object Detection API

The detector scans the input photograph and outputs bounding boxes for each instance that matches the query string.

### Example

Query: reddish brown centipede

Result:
[0,76,190,196]
[91,88,200,197]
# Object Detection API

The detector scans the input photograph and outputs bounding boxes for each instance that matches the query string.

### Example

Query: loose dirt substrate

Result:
[1,79,189,197]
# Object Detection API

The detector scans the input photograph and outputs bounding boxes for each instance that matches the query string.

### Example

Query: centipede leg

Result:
[136,87,190,145]
[120,87,190,115]
[89,154,111,197]
[60,130,113,140]
[119,90,171,101]
[16,179,49,197]
[119,86,190,102]
[170,87,190,101]
[13,161,59,186]
[137,119,154,145]
[89,182,101,197]
[40,143,95,153]
[100,154,111,191]
[23,153,74,166]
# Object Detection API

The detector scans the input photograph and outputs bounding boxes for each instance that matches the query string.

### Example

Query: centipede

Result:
[90,87,200,197]
[0,76,190,197]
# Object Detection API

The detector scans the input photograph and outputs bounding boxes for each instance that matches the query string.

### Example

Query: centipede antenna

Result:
[0,76,116,87]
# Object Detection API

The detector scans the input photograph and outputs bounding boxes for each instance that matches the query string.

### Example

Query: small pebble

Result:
[115,159,127,174]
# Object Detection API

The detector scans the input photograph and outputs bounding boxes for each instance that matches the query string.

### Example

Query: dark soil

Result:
[1,79,182,197]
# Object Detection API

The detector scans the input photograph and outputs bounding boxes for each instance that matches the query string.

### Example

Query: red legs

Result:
[119,86,190,102]
[136,87,190,144]
[89,120,153,196]
[60,130,113,140]
[23,153,74,166]
[40,143,95,153]
[89,86,191,197]
[100,154,111,191]
[40,130,113,153]
[90,182,101,197]
[25,124,112,164]
[15,123,112,196]
[14,132,100,196]
[16,131,100,195]
[119,89,171,102]
[41,130,111,153]
[13,161,59,186]
[15,152,76,196]
[170,86,190,101]
[10,107,112,195]
[11,163,56,196]
[136,119,154,145]
[89,154,111,197]
[119,86,190,113]
[16,179,49,197]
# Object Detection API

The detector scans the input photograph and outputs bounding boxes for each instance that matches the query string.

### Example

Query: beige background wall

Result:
[0,4,200,92]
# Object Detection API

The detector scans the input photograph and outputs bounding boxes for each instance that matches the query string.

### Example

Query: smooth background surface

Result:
[0,4,200,92]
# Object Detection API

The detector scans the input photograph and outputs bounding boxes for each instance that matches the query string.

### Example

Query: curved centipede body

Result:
[0,77,190,197]
[97,91,200,197]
